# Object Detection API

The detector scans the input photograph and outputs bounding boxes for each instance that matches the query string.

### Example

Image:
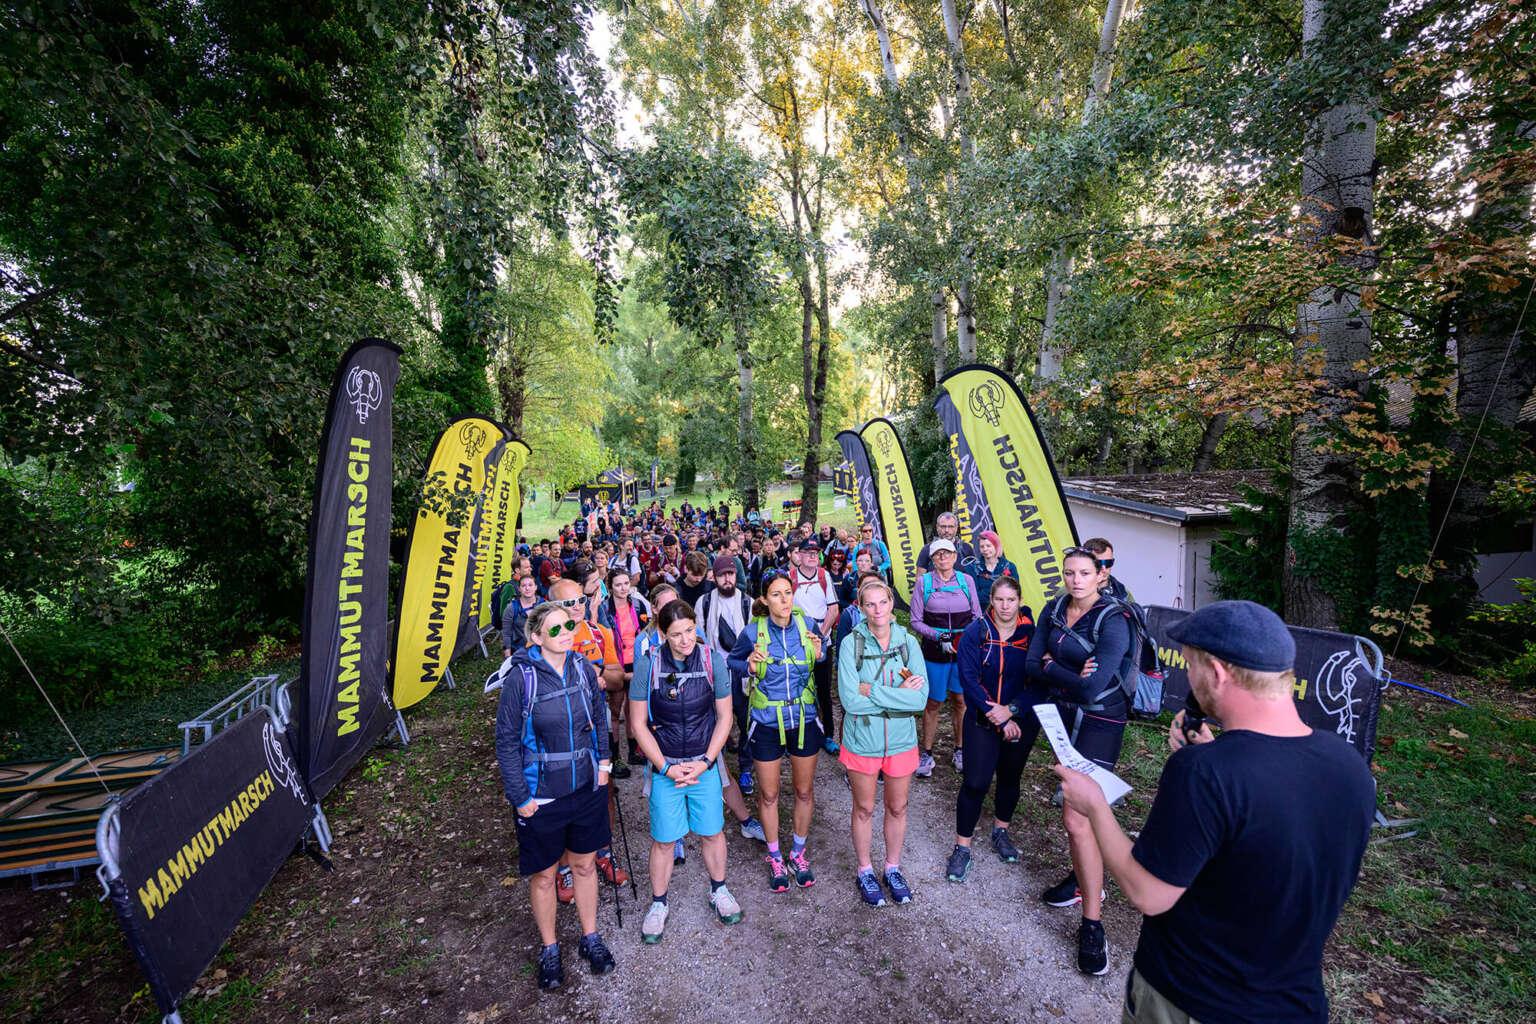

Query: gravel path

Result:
[537,748,1135,1023]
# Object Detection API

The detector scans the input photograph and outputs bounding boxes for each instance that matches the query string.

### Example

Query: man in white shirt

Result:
[789,538,842,755]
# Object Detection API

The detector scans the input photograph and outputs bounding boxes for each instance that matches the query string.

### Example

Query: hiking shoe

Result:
[915,751,935,778]
[788,849,815,888]
[856,868,887,907]
[1077,918,1109,976]
[738,767,754,796]
[537,944,564,991]
[578,933,617,975]
[673,839,686,865]
[883,867,913,905]
[740,817,767,843]
[1041,870,1104,908]
[556,866,575,904]
[990,827,1021,864]
[766,854,791,893]
[710,885,744,924]
[610,757,632,780]
[596,851,629,886]
[952,748,964,772]
[945,845,973,883]
[823,737,841,755]
[641,900,669,944]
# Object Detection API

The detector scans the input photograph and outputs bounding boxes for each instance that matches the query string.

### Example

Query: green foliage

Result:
[1469,580,1536,688]
[1209,480,1289,613]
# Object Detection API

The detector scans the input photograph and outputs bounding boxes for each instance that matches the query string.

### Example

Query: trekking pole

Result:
[611,784,638,899]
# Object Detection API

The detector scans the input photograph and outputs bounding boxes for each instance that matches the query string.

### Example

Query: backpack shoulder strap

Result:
[853,630,867,672]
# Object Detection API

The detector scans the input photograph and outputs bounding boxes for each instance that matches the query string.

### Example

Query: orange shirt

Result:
[571,620,619,673]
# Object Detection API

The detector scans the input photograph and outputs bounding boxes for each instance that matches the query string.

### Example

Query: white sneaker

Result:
[915,751,935,778]
[710,884,744,924]
[740,817,767,843]
[641,899,668,944]
[952,748,964,772]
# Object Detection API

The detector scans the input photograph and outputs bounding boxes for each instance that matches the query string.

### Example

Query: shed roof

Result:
[1063,470,1272,524]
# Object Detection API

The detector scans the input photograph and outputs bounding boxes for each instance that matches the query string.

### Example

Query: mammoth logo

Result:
[968,380,1006,428]
[858,478,880,536]
[459,421,488,459]
[875,430,894,456]
[262,721,309,805]
[1315,649,1366,744]
[346,366,383,424]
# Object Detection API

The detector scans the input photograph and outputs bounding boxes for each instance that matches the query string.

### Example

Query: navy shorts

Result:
[747,715,823,763]
[514,784,612,876]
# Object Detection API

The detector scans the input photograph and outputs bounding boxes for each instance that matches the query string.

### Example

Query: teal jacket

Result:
[836,621,929,758]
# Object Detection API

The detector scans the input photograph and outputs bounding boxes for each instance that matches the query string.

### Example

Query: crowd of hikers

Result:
[489,495,1377,1024]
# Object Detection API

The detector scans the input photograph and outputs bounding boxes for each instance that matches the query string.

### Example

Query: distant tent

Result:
[579,468,638,507]
[831,460,855,497]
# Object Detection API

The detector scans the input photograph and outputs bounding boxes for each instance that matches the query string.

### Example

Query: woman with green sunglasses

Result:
[495,601,618,990]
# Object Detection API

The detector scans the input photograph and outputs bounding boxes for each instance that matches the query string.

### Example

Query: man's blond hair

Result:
[1185,646,1295,698]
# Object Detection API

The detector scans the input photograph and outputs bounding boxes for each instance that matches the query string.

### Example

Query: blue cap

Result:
[1166,600,1295,673]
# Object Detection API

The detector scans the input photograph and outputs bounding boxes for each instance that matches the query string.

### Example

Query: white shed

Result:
[1061,472,1270,611]
[1063,471,1535,610]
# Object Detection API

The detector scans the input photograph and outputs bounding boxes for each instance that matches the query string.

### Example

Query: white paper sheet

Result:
[1032,703,1133,805]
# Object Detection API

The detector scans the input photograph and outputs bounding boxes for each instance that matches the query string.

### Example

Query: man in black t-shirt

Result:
[1056,600,1375,1024]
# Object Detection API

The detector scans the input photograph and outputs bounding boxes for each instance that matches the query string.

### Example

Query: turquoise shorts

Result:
[648,761,725,843]
[927,660,963,701]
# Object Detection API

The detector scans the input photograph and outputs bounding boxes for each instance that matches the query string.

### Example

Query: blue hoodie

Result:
[495,646,610,807]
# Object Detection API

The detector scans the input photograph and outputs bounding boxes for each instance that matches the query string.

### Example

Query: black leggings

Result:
[814,656,836,742]
[955,707,1043,838]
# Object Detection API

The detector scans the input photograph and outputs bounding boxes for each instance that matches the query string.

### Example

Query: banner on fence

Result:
[858,418,922,607]
[98,708,312,1018]
[935,364,1077,616]
[297,339,400,797]
[836,429,881,541]
[391,417,505,711]
[1144,606,1387,762]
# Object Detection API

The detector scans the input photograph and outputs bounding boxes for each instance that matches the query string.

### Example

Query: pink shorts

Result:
[838,745,919,778]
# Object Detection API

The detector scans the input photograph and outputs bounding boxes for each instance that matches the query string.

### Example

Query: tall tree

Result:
[1282,0,1384,629]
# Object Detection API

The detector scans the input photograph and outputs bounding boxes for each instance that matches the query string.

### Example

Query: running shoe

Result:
[1041,870,1106,908]
[855,868,887,907]
[710,885,744,924]
[915,750,935,778]
[823,737,841,755]
[641,900,669,944]
[673,839,686,865]
[578,933,617,975]
[883,867,913,905]
[788,848,816,888]
[537,944,564,991]
[596,851,629,885]
[738,767,754,797]
[740,817,767,843]
[945,845,973,883]
[556,866,574,904]
[765,854,791,893]
[952,748,964,772]
[990,827,1021,864]
[1077,918,1110,976]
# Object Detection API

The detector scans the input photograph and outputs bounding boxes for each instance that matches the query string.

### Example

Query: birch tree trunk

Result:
[940,0,978,360]
[733,315,759,511]
[860,0,951,373]
[1038,0,1130,380]
[1282,0,1382,628]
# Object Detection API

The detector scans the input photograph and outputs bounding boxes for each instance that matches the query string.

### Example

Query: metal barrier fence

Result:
[177,674,287,756]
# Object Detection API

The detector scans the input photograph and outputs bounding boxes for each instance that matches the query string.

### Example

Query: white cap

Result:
[929,538,956,554]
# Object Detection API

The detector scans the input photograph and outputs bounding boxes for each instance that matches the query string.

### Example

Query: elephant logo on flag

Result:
[346,366,383,423]
[968,380,1006,428]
